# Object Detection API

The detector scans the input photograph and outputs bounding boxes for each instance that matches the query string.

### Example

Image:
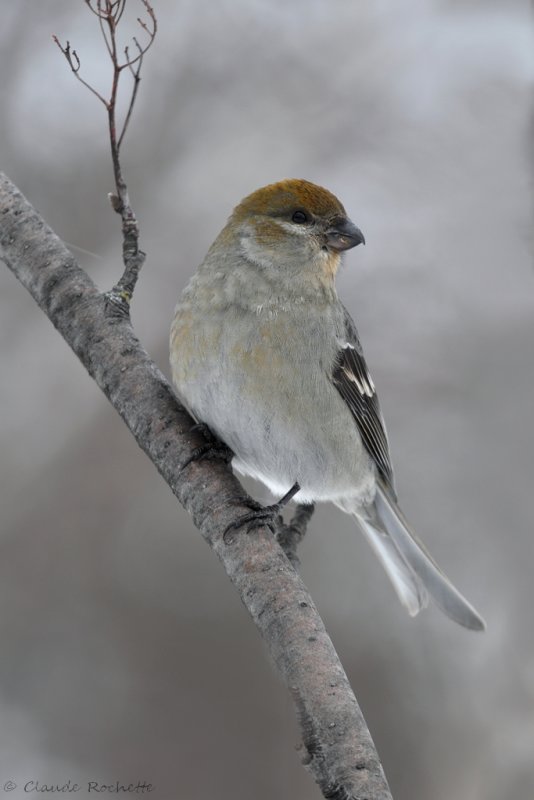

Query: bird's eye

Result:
[292,210,309,224]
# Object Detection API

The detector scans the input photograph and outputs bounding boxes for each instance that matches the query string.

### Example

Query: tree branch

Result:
[0,172,393,800]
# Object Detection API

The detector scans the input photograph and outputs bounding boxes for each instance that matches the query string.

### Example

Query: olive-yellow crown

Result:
[230,178,364,259]
[232,178,347,224]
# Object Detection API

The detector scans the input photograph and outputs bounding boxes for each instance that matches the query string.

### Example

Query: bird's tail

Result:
[357,481,486,631]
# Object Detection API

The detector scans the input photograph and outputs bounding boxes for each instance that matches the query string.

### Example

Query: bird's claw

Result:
[180,423,233,472]
[223,482,301,543]
[223,498,283,542]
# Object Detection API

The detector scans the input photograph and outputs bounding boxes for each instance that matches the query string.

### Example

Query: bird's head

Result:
[214,179,364,283]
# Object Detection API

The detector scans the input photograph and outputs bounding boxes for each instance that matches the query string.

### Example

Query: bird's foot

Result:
[223,482,301,542]
[275,503,315,566]
[180,423,233,472]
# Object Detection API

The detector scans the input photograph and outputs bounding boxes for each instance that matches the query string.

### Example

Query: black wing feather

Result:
[332,307,396,497]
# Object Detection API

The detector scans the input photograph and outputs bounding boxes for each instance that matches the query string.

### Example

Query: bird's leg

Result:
[276,503,315,567]
[180,422,234,471]
[224,482,301,540]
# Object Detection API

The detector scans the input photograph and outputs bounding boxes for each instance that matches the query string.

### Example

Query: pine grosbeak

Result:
[170,178,485,631]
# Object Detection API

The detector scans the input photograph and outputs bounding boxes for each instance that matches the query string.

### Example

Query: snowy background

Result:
[1,1,533,798]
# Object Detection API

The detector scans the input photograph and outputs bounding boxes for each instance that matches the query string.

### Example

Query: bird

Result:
[170,178,485,631]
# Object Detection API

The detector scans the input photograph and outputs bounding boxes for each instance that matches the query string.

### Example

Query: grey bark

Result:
[0,172,393,800]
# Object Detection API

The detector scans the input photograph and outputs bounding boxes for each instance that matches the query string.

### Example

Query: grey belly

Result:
[180,357,376,506]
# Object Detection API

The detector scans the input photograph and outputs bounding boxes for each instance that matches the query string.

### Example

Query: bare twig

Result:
[0,172,393,800]
[51,37,107,105]
[53,0,157,316]
[118,39,143,151]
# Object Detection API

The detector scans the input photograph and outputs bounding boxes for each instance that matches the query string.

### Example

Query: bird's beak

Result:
[325,219,365,252]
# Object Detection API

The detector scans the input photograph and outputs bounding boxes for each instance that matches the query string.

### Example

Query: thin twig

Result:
[53,0,157,316]
[97,7,114,59]
[83,1,105,19]
[51,37,107,105]
[118,41,143,150]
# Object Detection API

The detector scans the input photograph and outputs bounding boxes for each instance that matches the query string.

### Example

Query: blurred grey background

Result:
[1,1,533,798]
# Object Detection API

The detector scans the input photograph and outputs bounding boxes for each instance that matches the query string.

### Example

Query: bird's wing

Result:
[333,310,486,631]
[331,305,396,497]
